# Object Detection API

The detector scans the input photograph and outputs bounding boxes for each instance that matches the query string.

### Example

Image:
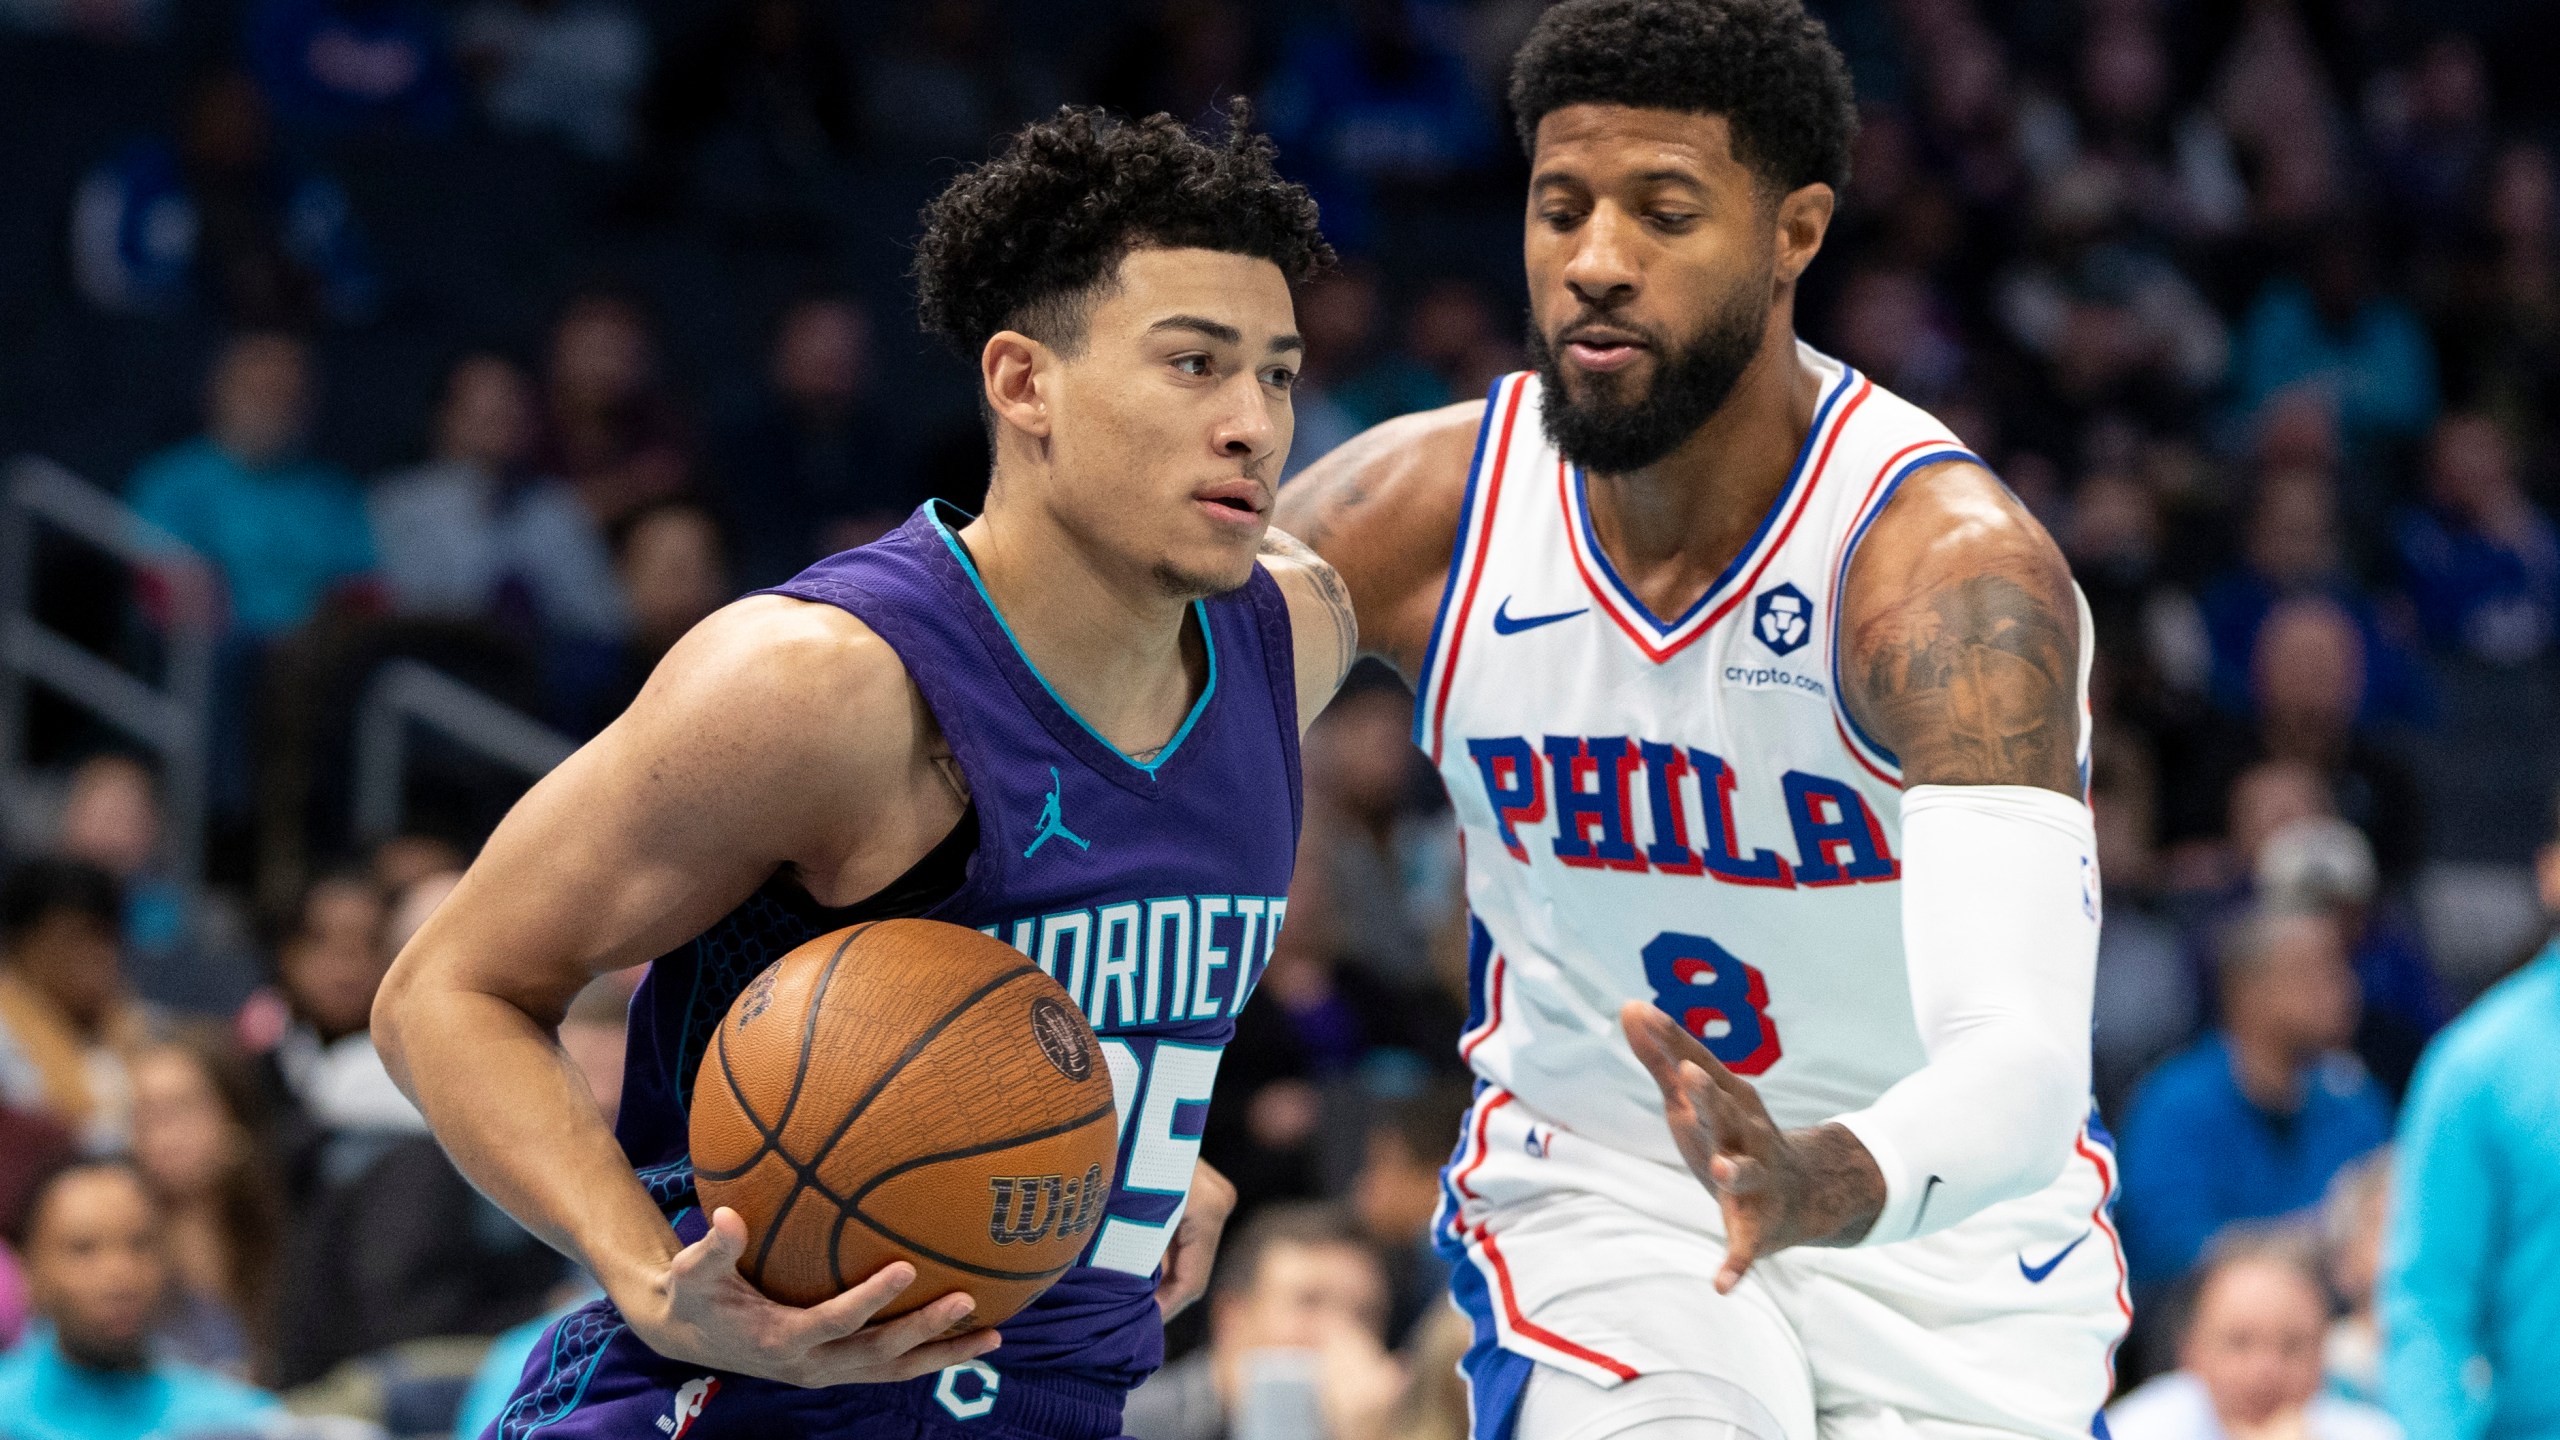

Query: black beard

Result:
[1527,286,1771,474]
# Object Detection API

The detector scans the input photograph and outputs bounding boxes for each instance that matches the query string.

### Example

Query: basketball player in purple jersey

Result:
[374,106,1354,1439]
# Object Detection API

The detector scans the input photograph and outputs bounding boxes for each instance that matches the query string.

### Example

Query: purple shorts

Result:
[481,1299,1127,1440]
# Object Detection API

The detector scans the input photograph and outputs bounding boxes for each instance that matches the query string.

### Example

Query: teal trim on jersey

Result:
[926,503,1217,778]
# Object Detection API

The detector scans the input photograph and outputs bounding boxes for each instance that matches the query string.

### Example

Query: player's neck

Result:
[951,506,1206,757]
[1580,328,1826,620]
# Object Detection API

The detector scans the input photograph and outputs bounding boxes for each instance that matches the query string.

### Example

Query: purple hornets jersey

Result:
[610,504,1302,1392]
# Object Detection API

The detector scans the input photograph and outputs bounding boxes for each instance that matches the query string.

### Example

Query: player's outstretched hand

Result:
[1620,1003,1886,1292]
[1154,1160,1238,1320]
[623,1206,1001,1388]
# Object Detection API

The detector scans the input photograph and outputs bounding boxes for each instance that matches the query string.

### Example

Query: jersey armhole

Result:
[1412,374,1527,760]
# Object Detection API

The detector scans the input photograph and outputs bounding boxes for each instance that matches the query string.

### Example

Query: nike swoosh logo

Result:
[2018,1230,2091,1284]
[1492,597,1587,635]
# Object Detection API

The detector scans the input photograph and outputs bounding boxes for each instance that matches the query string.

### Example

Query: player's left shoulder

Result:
[1257,523,1358,734]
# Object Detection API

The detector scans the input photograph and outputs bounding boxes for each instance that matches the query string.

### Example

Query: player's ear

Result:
[1771,183,1835,288]
[981,330,1053,441]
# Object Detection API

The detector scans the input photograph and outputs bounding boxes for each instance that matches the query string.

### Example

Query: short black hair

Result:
[0,858,122,947]
[913,100,1333,358]
[1508,0,1857,196]
[1211,1201,1374,1299]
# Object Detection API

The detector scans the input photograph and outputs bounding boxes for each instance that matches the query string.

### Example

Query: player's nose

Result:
[1563,205,1642,307]
[1212,380,1282,463]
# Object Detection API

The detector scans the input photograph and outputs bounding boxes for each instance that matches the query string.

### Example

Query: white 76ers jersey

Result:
[1415,345,2094,1166]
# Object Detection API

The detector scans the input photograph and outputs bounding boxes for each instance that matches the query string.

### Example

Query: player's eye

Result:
[1262,366,1298,390]
[1171,353,1215,377]
[1648,210,1699,229]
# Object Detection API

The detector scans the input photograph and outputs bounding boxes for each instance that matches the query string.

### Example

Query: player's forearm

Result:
[1832,785,2097,1242]
[376,975,680,1299]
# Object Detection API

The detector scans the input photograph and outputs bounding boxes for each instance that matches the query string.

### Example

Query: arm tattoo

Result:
[1847,568,2079,794]
[1261,528,1360,687]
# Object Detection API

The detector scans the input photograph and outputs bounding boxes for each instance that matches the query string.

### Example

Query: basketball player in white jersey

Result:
[1277,2,2124,1437]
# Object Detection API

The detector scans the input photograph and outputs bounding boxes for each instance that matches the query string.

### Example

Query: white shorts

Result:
[1433,1085,2132,1440]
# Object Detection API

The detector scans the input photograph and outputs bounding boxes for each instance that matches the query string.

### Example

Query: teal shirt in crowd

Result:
[0,1324,282,1440]
[2383,941,2560,1440]
[128,437,375,636]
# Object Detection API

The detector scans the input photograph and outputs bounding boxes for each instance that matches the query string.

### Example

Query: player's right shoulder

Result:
[1278,397,1488,676]
[609,595,926,779]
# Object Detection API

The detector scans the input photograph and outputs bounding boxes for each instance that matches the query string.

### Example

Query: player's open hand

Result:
[1154,1160,1238,1319]
[624,1206,1001,1387]
[1621,1003,1885,1291]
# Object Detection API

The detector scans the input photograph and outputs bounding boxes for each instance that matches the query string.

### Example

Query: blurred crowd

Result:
[5,0,2560,1436]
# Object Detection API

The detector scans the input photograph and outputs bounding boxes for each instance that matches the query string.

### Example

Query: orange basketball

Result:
[688,919,1120,1330]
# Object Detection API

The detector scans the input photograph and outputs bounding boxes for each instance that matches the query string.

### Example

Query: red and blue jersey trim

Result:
[1821,440,1982,785]
[1562,365,1868,664]
[1434,1084,1643,1400]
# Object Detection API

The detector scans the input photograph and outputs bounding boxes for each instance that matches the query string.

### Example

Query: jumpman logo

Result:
[1023,766,1091,858]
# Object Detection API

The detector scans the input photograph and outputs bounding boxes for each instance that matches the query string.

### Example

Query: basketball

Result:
[688,920,1121,1329]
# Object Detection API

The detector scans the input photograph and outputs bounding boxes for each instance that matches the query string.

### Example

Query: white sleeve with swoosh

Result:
[1829,783,2099,1244]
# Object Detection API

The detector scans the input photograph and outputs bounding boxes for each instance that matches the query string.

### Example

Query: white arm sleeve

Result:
[1830,783,2098,1244]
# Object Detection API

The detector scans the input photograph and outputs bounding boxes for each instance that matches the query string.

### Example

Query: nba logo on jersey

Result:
[1753,583,1812,655]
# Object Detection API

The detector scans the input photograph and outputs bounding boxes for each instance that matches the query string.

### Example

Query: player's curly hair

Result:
[1508,0,1857,197]
[913,100,1333,357]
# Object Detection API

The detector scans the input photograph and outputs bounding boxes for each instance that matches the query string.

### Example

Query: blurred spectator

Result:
[369,834,465,901]
[2378,803,2560,1438]
[2118,905,2391,1296]
[2257,817,2442,1097]
[1348,1086,1460,1345]
[129,333,376,639]
[2233,232,2439,458]
[2321,1152,2390,1406]
[268,871,414,1138]
[2368,35,2492,242]
[50,754,260,1015]
[246,0,460,135]
[2089,736,2196,1112]
[712,296,909,590]
[1994,172,2228,413]
[1403,278,1518,406]
[0,1159,282,1440]
[268,866,562,1386]
[2391,414,2558,665]
[0,859,145,1152]
[454,0,647,161]
[1828,264,1966,407]
[2107,1244,2400,1440]
[2430,142,2560,445]
[70,71,376,326]
[1284,264,1447,460]
[1123,1203,1400,1440]
[635,0,853,237]
[1259,0,1498,247]
[535,293,692,529]
[369,352,628,641]
[128,1030,281,1379]
[2195,468,2425,727]
[1300,673,1453,999]
[614,500,726,660]
[2179,595,2426,886]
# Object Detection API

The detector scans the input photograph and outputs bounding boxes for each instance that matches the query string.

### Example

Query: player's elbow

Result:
[1999,1033,2093,1199]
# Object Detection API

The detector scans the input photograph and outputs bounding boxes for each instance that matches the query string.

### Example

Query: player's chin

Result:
[1150,539,1258,602]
